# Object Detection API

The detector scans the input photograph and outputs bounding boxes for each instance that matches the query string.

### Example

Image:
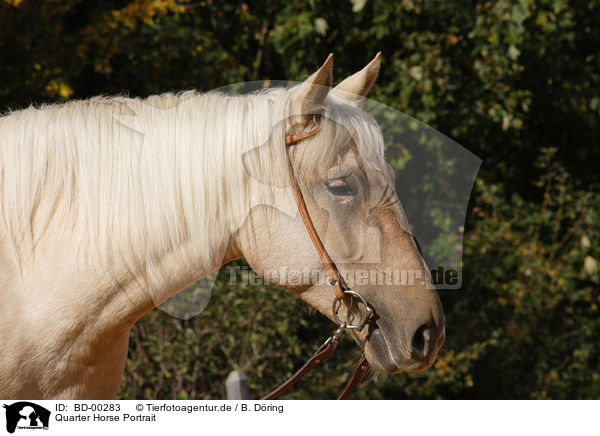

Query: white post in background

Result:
[226,370,250,400]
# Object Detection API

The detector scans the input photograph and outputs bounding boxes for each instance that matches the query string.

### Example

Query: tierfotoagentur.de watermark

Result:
[226,265,459,289]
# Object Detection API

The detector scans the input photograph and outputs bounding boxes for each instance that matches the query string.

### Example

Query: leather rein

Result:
[261,122,374,400]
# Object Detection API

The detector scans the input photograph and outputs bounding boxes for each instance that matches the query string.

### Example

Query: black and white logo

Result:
[3,402,50,433]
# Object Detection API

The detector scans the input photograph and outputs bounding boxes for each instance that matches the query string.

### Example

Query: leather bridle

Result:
[261,121,375,400]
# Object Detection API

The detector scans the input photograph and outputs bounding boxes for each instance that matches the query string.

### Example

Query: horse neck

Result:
[111,91,286,305]
[0,91,287,316]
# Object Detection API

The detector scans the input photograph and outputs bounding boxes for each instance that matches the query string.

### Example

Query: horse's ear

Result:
[333,52,381,106]
[288,54,333,131]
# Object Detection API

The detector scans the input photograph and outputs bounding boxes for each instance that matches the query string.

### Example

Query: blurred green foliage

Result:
[1,0,598,399]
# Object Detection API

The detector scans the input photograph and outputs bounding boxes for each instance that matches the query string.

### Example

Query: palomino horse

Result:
[0,54,444,399]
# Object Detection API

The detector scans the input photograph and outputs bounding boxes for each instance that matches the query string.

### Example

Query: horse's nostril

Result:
[410,323,430,359]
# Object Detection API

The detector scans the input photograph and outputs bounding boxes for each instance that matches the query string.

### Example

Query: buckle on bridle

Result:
[332,289,374,332]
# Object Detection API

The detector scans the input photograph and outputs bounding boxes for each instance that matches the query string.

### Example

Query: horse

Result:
[0,53,445,399]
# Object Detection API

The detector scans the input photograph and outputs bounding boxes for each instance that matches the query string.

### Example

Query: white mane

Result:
[0,88,386,288]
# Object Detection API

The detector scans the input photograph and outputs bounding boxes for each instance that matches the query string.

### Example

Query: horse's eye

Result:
[325,178,354,196]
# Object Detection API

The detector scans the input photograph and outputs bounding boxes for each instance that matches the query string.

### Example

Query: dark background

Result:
[1,0,598,399]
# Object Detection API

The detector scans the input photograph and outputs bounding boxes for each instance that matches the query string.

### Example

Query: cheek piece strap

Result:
[260,121,374,400]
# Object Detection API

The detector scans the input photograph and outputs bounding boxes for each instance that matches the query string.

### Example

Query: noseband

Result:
[261,122,374,400]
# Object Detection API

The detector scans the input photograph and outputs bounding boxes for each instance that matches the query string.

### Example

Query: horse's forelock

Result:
[290,92,386,183]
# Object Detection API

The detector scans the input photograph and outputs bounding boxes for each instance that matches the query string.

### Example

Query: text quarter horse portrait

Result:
[0,53,445,399]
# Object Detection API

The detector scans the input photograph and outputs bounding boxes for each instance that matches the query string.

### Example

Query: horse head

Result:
[238,54,445,373]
